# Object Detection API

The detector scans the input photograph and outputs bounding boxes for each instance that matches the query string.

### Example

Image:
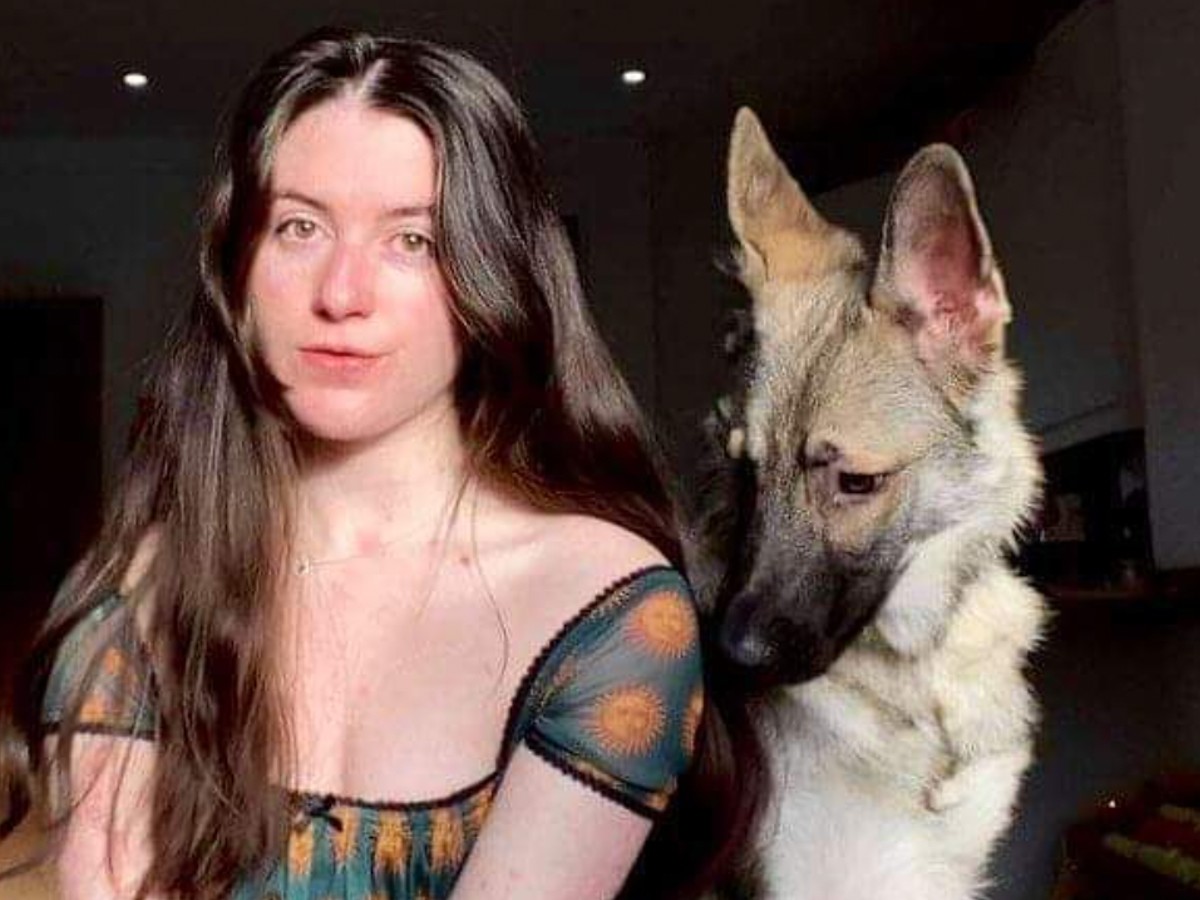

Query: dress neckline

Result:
[286,768,500,813]
[280,563,676,812]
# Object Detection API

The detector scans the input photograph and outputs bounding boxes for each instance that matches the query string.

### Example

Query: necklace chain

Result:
[293,518,449,576]
[293,486,471,577]
[294,537,405,577]
[295,551,371,576]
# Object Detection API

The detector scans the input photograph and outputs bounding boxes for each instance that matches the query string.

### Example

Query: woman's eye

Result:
[276,218,319,241]
[392,231,434,257]
[838,472,886,496]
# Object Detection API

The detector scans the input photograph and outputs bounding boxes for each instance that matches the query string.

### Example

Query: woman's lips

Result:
[298,347,382,379]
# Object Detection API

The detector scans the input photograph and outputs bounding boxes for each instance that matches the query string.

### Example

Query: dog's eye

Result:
[838,472,886,495]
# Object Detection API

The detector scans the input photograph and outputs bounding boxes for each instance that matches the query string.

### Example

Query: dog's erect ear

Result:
[728,107,826,242]
[875,144,1011,383]
[727,108,838,285]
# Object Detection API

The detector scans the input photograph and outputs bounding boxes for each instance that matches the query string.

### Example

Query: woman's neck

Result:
[293,399,470,563]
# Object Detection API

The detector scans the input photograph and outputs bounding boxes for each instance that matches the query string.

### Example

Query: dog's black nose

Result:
[719,617,779,671]
[718,591,777,670]
[718,598,833,689]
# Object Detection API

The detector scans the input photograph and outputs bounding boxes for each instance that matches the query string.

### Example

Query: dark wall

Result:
[0,298,103,702]
[1114,0,1200,571]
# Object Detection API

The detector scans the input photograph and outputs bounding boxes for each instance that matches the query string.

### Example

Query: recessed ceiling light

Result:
[122,72,150,90]
[621,69,646,86]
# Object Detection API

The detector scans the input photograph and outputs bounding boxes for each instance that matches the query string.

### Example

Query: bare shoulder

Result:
[470,484,678,638]
[120,526,162,595]
[548,514,669,571]
[120,526,163,638]
[516,513,674,621]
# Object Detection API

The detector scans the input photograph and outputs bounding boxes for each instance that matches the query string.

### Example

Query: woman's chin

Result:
[295,420,382,445]
[285,396,391,445]
[282,386,460,450]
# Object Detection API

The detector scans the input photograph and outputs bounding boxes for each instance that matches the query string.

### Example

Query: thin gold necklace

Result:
[294,548,389,576]
[293,530,416,577]
[292,511,458,577]
[293,479,470,577]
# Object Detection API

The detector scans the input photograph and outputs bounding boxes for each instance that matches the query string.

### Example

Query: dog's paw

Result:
[924,776,968,813]
[874,603,945,657]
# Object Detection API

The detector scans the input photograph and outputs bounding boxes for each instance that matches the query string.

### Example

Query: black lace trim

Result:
[523,727,661,820]
[495,563,677,769]
[286,769,499,814]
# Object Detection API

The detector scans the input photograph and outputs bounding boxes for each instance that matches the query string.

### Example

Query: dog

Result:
[695,108,1047,900]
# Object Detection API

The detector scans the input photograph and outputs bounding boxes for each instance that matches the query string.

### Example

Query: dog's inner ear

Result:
[874,145,1011,382]
[726,107,847,286]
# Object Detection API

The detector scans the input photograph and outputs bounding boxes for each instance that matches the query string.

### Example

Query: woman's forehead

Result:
[269,96,438,213]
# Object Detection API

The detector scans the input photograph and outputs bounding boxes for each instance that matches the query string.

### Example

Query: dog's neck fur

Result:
[869,361,1040,658]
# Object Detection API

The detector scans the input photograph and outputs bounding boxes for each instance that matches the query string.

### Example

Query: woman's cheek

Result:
[249,260,306,372]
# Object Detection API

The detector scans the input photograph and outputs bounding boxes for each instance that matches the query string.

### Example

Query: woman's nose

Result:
[315,241,375,320]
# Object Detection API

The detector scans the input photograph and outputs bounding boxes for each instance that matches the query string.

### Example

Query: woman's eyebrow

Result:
[271,189,327,210]
[384,204,435,219]
[270,190,432,220]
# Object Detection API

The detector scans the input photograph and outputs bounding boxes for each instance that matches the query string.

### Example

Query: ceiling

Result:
[0,0,1082,188]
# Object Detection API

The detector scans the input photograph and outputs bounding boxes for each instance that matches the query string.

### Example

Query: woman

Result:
[1,27,762,900]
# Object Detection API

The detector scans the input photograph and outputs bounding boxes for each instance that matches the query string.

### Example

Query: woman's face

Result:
[246,95,460,444]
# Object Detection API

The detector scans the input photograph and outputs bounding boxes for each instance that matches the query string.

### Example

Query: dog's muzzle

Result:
[717,592,835,688]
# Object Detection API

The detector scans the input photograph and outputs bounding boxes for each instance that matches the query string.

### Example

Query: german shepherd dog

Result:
[697,109,1047,899]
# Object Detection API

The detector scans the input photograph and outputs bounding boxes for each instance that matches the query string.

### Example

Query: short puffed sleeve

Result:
[505,566,704,818]
[41,592,159,740]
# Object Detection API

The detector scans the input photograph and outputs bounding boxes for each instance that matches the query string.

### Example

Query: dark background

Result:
[2,1,1197,897]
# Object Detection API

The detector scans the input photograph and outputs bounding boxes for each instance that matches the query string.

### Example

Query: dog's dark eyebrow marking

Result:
[807,441,841,467]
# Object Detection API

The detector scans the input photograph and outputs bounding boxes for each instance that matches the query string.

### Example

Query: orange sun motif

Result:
[462,786,495,837]
[682,688,704,758]
[430,808,466,872]
[101,647,126,676]
[590,685,666,756]
[287,823,315,878]
[626,591,697,660]
[79,693,111,725]
[374,811,410,874]
[331,806,358,866]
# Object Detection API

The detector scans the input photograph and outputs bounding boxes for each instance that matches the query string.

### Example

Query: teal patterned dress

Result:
[42,565,704,899]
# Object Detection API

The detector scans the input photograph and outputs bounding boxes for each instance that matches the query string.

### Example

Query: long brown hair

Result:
[1,28,764,899]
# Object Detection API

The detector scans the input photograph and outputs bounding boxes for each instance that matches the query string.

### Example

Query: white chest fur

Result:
[754,565,1044,900]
